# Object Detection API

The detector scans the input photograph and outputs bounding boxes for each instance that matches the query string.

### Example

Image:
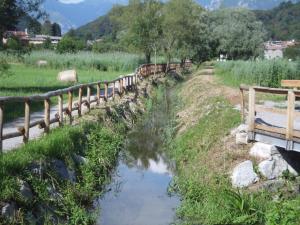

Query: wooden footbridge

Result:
[240,81,300,152]
[0,62,190,152]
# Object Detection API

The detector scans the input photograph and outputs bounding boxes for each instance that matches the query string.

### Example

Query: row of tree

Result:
[107,0,266,64]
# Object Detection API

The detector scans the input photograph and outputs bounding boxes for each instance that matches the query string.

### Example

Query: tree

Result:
[0,0,45,47]
[41,20,52,35]
[52,23,61,37]
[120,0,163,63]
[56,36,84,54]
[209,8,266,59]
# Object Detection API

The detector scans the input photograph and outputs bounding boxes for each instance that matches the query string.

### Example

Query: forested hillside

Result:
[255,1,300,40]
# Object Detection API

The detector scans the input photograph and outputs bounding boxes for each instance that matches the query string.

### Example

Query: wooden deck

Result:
[240,85,300,152]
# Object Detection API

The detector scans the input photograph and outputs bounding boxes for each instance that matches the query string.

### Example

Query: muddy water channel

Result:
[96,86,179,225]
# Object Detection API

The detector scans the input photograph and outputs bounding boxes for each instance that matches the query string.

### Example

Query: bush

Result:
[0,58,10,77]
[56,36,85,54]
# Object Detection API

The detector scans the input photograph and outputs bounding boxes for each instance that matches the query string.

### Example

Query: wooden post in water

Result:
[24,100,30,143]
[97,83,101,105]
[78,87,83,117]
[44,98,50,133]
[58,94,63,126]
[287,90,295,140]
[87,86,91,112]
[0,104,3,152]
[68,91,73,124]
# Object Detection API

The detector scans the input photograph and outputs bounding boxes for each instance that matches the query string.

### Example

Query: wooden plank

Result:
[0,104,3,152]
[87,86,91,112]
[248,87,256,132]
[24,100,30,143]
[287,90,295,140]
[255,124,300,139]
[253,86,288,95]
[240,88,245,122]
[112,82,115,99]
[2,131,23,140]
[104,83,108,101]
[281,80,300,88]
[58,94,63,126]
[44,99,50,133]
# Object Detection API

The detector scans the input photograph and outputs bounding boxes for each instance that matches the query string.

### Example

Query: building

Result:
[2,30,29,44]
[264,40,297,60]
[28,35,62,45]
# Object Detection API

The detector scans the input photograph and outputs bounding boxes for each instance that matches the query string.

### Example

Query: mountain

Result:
[255,1,300,40]
[43,0,300,33]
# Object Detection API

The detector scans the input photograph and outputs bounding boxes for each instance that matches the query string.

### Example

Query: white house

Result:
[264,43,283,60]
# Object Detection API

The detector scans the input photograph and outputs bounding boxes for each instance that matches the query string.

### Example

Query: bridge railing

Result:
[240,85,299,149]
[0,62,190,152]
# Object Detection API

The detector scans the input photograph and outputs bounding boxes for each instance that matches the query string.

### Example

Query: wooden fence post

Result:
[44,98,50,133]
[97,83,101,105]
[104,82,108,101]
[78,87,83,117]
[0,104,3,152]
[24,100,30,143]
[87,86,91,112]
[113,82,115,99]
[287,90,295,140]
[240,88,245,123]
[120,79,123,94]
[58,94,63,126]
[68,91,73,124]
[248,87,256,139]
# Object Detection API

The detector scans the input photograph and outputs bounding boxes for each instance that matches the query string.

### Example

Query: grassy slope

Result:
[170,69,300,225]
[0,118,124,224]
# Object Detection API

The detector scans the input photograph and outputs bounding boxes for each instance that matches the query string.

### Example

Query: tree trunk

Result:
[145,52,151,64]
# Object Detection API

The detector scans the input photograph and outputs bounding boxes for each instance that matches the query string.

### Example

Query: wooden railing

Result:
[0,62,188,152]
[240,85,299,145]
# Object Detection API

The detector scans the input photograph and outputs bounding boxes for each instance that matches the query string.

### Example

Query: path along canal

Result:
[96,84,180,225]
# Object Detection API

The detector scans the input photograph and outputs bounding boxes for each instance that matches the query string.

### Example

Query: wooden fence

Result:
[0,62,188,152]
[240,85,299,148]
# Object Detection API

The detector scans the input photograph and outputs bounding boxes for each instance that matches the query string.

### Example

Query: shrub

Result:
[56,36,84,54]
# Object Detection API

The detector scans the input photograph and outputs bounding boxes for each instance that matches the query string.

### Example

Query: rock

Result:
[259,179,285,192]
[258,154,298,180]
[37,60,47,67]
[29,162,44,177]
[73,154,88,165]
[57,70,78,83]
[1,202,16,218]
[250,142,279,160]
[231,160,259,188]
[231,124,248,136]
[51,160,75,182]
[236,132,248,145]
[19,180,33,200]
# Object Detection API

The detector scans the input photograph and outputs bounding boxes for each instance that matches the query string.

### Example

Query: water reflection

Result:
[97,86,179,225]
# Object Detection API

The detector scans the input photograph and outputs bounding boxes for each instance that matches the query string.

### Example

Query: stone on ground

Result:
[19,180,33,200]
[236,132,248,145]
[37,60,47,67]
[231,160,259,188]
[1,202,16,218]
[250,142,279,160]
[57,70,78,83]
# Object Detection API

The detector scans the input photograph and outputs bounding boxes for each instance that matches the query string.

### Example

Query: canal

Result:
[96,85,179,225]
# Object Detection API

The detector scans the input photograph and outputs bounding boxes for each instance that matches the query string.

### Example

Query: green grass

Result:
[0,64,130,122]
[215,59,300,88]
[0,121,125,224]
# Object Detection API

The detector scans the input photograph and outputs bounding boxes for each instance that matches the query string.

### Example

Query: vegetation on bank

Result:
[0,120,125,224]
[215,59,300,88]
[168,69,300,225]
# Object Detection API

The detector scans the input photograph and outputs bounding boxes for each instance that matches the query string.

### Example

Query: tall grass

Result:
[1,51,146,72]
[216,59,300,88]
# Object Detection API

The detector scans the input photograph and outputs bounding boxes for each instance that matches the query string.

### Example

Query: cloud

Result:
[58,0,85,4]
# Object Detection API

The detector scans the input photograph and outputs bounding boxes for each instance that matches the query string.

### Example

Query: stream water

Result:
[96,86,179,225]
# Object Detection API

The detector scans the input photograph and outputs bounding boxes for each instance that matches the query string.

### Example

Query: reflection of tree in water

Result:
[122,86,175,173]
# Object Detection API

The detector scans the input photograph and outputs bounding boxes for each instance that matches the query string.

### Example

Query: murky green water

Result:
[96,85,179,225]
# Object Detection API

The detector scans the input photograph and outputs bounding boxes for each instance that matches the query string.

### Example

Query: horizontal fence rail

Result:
[0,62,190,152]
[240,85,299,148]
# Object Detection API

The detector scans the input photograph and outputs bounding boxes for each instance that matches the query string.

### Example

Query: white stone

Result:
[231,124,248,136]
[236,132,248,145]
[1,202,16,218]
[231,160,259,188]
[19,180,33,200]
[250,142,279,160]
[57,70,78,83]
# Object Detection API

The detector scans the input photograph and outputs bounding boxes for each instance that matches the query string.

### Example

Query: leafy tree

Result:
[56,36,84,54]
[0,0,45,47]
[43,37,52,49]
[120,0,163,63]
[52,22,61,37]
[41,20,52,35]
[209,8,266,59]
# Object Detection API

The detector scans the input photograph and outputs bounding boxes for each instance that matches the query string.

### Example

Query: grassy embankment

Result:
[168,67,300,225]
[0,51,146,122]
[0,119,125,224]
